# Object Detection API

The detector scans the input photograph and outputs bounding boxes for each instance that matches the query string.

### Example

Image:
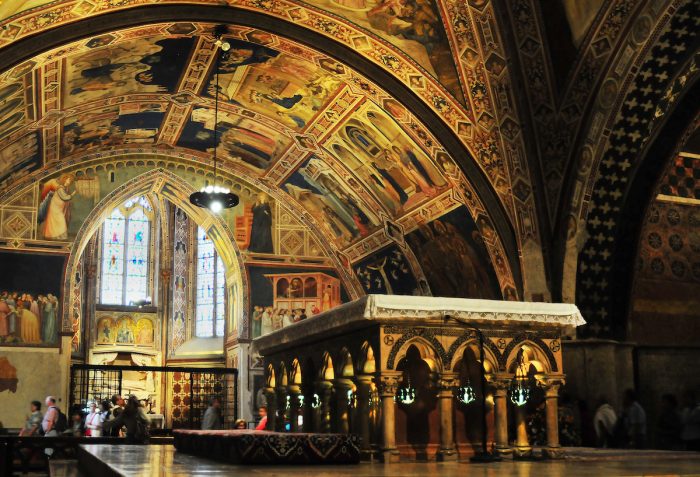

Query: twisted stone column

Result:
[541,376,565,459]
[437,373,458,461]
[378,372,402,463]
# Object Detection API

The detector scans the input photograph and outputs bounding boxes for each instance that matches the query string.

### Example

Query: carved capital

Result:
[537,374,566,396]
[377,373,402,397]
[436,373,458,393]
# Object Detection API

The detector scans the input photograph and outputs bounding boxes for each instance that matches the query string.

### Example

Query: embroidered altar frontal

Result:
[173,429,360,465]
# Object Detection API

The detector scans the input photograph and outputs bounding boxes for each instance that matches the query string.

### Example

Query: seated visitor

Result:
[234,418,247,429]
[104,395,150,444]
[255,406,268,431]
[85,402,104,437]
[19,401,42,436]
[202,397,222,430]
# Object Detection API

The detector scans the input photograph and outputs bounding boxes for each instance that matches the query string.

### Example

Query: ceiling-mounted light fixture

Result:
[190,25,239,213]
[454,379,476,405]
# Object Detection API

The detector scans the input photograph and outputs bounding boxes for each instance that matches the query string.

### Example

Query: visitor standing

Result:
[19,401,43,436]
[202,397,222,430]
[657,394,683,450]
[255,406,268,431]
[681,390,700,451]
[85,402,104,437]
[593,397,617,448]
[621,389,647,449]
[103,395,150,444]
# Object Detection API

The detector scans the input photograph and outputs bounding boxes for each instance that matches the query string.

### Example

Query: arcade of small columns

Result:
[254,295,583,461]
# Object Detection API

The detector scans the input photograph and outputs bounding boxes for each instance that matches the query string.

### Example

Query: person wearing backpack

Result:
[42,396,67,458]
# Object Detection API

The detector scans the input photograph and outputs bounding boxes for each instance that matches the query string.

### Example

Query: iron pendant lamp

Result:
[190,25,239,213]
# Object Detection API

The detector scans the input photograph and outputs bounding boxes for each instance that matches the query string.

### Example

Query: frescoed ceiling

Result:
[0,0,697,338]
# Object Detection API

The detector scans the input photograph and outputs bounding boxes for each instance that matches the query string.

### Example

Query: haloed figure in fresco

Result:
[249,193,273,253]
[38,173,77,240]
[0,291,58,345]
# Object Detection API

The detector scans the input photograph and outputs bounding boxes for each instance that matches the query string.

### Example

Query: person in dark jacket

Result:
[104,395,149,443]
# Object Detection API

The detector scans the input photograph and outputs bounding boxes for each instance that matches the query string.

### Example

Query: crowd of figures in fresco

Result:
[0,292,59,345]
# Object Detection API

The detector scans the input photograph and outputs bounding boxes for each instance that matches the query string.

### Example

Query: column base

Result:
[381,449,401,463]
[495,445,513,457]
[543,446,565,459]
[437,448,458,461]
[512,446,533,459]
[360,448,379,462]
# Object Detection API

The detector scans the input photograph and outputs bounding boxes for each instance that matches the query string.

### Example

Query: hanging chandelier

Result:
[509,351,531,407]
[190,26,239,213]
[395,374,416,405]
[454,379,476,405]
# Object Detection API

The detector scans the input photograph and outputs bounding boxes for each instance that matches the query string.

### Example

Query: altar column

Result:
[333,378,354,434]
[287,384,302,432]
[316,380,333,433]
[492,377,512,456]
[542,377,565,459]
[513,403,532,457]
[263,386,277,431]
[275,384,288,432]
[378,372,401,463]
[437,373,457,461]
[356,374,375,458]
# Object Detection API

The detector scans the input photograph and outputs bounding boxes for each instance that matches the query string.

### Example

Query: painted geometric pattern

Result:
[576,0,700,338]
[658,155,700,200]
[637,201,700,284]
[171,207,188,351]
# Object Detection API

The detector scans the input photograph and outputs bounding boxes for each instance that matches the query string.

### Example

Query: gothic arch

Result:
[60,168,249,340]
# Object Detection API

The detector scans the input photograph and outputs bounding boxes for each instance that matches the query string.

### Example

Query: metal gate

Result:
[69,364,238,429]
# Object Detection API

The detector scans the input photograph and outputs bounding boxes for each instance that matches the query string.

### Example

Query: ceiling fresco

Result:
[0,20,519,299]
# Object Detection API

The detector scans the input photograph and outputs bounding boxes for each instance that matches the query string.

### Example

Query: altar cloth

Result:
[172,429,360,465]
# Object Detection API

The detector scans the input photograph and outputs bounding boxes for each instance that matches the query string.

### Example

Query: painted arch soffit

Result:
[0,21,520,296]
[0,2,542,245]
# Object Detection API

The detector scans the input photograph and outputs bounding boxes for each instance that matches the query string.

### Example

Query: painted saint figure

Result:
[39,174,77,240]
[41,294,57,344]
[248,193,273,253]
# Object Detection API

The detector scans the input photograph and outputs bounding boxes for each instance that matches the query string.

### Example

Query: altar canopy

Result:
[255,295,584,461]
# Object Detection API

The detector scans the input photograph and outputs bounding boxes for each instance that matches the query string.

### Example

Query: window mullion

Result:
[122,213,129,306]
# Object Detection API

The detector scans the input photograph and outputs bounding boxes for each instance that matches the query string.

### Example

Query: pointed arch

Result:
[60,168,248,340]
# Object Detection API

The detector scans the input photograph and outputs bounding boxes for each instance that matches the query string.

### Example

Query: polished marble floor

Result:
[79,444,700,477]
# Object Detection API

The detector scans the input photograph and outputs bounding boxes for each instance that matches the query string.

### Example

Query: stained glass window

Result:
[100,197,152,305]
[195,226,225,338]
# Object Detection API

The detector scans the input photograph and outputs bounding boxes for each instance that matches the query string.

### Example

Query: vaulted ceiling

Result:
[0,0,698,338]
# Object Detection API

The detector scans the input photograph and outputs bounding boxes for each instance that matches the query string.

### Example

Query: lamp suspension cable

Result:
[189,25,239,213]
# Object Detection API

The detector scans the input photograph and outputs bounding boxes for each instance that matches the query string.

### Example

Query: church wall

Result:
[0,347,65,428]
[628,200,700,346]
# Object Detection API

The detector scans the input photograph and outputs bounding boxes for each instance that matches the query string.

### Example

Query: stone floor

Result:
[78,444,700,477]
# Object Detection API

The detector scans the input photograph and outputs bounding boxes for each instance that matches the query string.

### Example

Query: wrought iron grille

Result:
[70,364,238,429]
